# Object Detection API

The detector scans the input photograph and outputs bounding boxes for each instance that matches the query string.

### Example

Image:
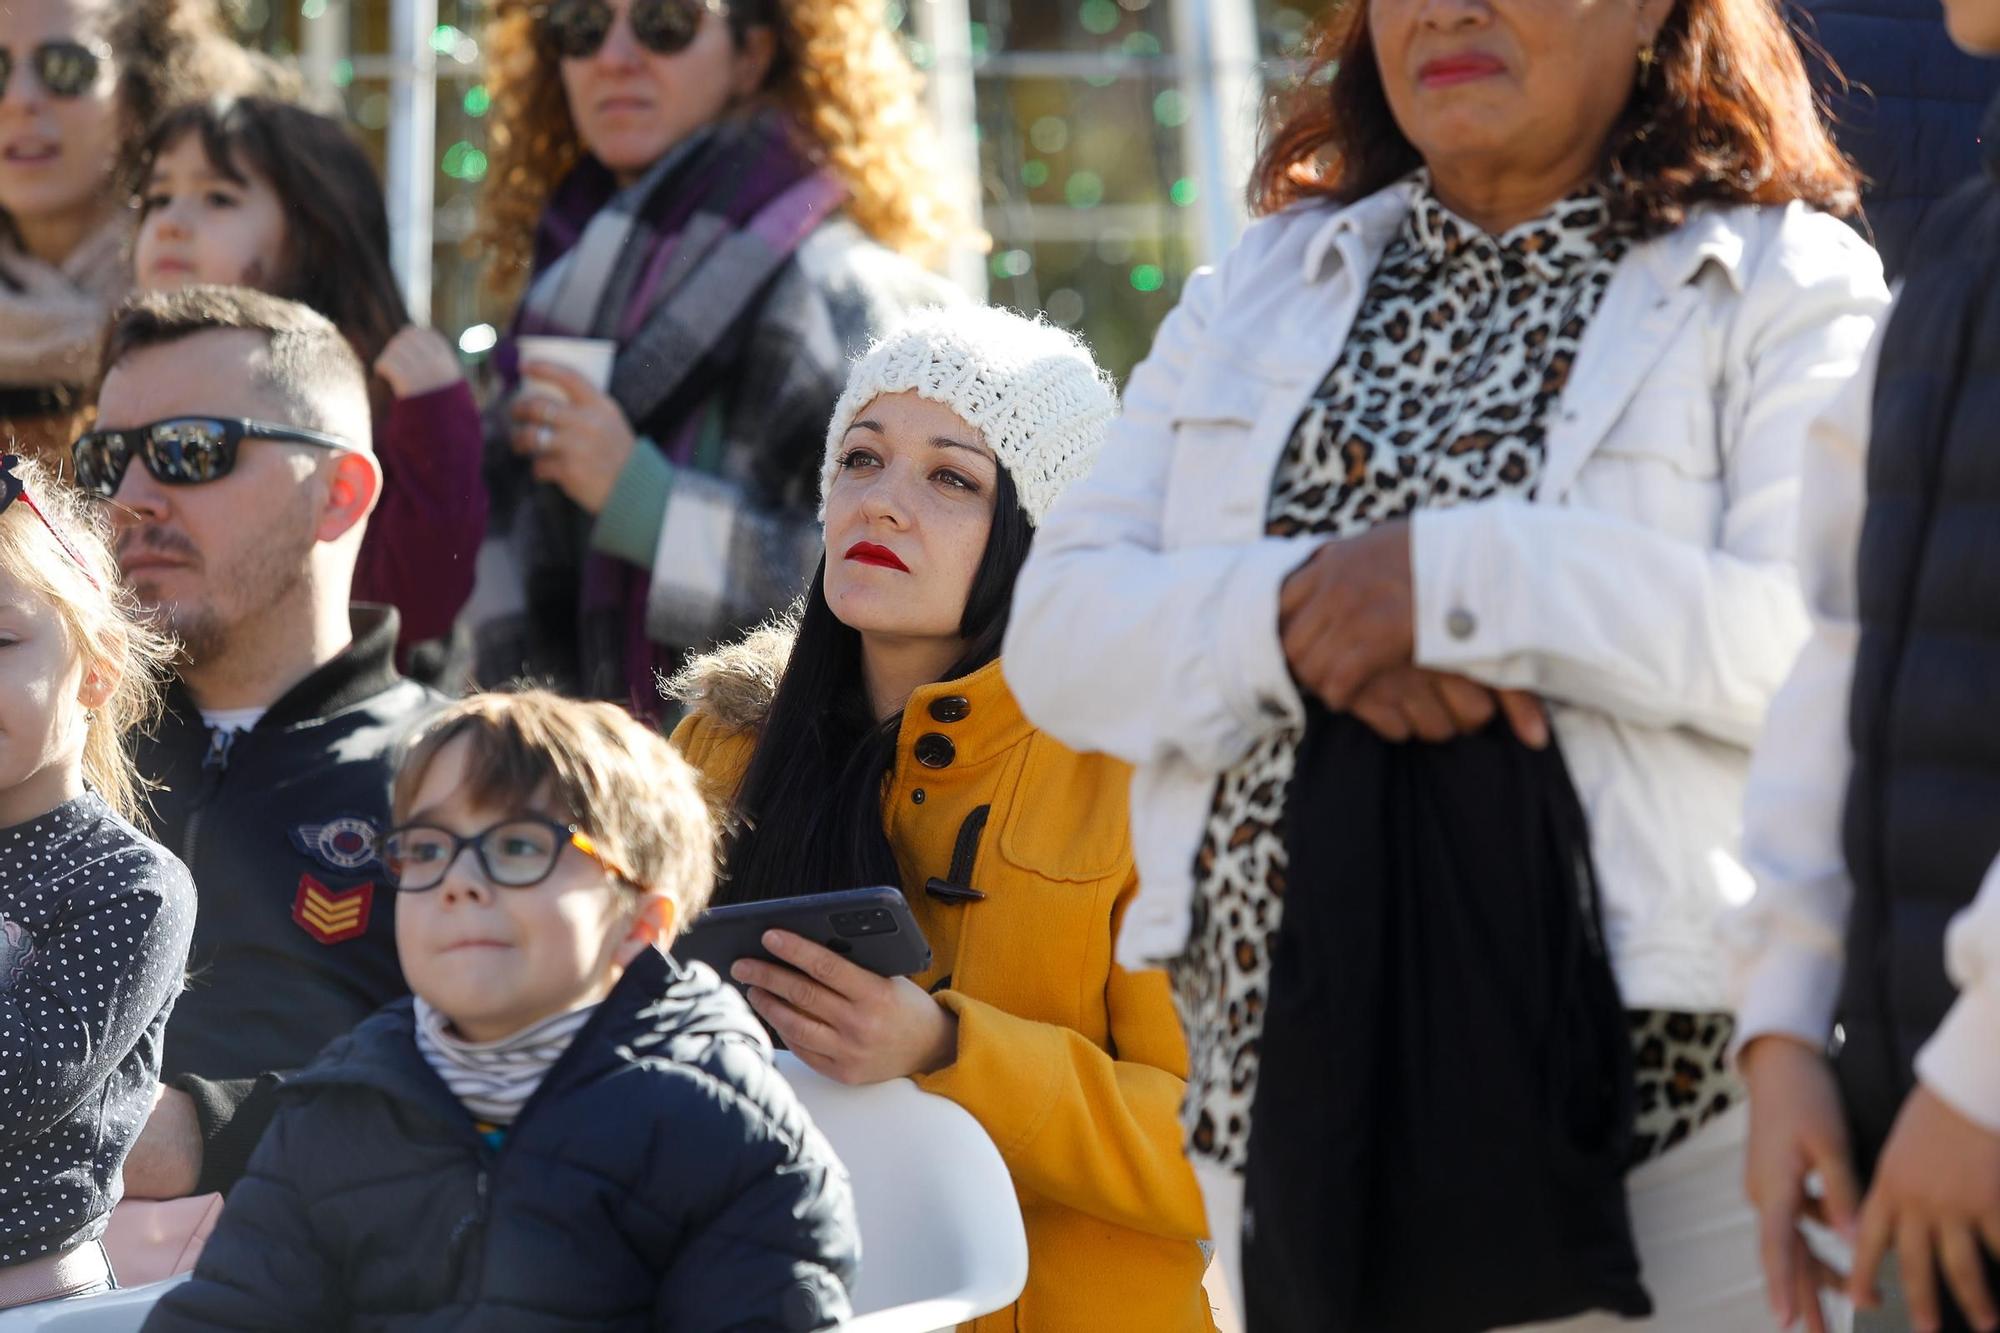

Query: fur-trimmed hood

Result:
[661,614,800,734]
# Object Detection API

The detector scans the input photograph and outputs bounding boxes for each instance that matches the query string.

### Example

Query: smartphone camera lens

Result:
[831,908,896,937]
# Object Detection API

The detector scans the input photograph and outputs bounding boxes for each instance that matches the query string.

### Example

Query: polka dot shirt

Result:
[0,793,194,1265]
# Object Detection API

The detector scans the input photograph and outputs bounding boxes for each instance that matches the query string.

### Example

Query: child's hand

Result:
[1848,1084,2000,1331]
[733,930,957,1085]
[1742,1035,1858,1333]
[374,326,463,400]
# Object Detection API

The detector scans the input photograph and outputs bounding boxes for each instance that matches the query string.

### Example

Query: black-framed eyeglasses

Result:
[71,417,359,500]
[0,40,106,101]
[537,0,728,60]
[382,817,637,894]
[0,454,101,589]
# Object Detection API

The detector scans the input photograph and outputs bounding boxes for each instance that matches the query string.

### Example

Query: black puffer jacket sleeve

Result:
[144,1105,346,1332]
[651,1046,855,1331]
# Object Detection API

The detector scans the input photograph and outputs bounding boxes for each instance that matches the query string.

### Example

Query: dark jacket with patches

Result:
[1800,0,2000,279]
[143,949,857,1333]
[140,606,444,1083]
[1837,114,2000,1167]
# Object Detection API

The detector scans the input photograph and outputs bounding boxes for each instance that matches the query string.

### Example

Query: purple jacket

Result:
[354,381,488,657]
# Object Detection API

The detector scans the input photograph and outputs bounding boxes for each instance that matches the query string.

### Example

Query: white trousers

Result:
[1196,1104,1838,1333]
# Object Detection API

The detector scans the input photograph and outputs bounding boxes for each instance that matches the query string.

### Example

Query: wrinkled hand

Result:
[373,325,463,400]
[1349,665,1548,748]
[124,1083,203,1201]
[733,929,957,1086]
[1279,522,1415,711]
[1742,1036,1860,1333]
[1850,1084,2000,1332]
[508,362,638,516]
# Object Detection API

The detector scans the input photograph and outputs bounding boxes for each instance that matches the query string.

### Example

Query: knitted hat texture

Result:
[819,305,1117,526]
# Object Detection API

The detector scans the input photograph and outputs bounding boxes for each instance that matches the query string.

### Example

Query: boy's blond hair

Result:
[0,456,176,826]
[392,691,716,924]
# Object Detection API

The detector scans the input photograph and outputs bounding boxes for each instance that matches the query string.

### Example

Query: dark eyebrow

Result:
[929,436,990,459]
[841,419,991,462]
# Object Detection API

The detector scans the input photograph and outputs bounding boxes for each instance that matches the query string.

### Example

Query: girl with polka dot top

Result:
[0,453,192,1306]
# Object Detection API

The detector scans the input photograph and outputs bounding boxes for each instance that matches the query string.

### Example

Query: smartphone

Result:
[673,885,932,982]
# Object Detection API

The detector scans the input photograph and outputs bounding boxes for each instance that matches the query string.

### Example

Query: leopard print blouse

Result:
[1170,179,1737,1174]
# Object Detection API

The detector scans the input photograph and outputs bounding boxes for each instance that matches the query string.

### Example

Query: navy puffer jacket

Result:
[1836,109,2000,1173]
[1797,0,2000,278]
[144,949,857,1331]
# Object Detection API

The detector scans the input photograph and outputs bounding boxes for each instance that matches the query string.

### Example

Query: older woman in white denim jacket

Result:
[1004,0,1889,1323]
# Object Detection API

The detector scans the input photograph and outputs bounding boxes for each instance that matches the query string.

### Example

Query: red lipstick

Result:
[845,541,909,572]
[1418,53,1505,87]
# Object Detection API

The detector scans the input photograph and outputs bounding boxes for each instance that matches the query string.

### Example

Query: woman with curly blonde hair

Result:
[473,0,962,718]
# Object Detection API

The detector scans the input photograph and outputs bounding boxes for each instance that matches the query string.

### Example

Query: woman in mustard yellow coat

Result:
[668,307,1215,1332]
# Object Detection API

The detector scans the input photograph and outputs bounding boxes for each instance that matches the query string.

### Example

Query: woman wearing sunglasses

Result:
[0,0,286,462]
[473,0,964,720]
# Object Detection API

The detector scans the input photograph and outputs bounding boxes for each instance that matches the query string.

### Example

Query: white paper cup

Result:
[517,335,615,398]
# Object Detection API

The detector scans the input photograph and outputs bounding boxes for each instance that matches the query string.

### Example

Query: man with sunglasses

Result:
[86,288,446,1201]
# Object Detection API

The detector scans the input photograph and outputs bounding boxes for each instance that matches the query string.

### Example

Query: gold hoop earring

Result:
[1637,38,1657,88]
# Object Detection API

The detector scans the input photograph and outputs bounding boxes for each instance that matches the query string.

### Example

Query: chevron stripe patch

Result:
[292,874,374,945]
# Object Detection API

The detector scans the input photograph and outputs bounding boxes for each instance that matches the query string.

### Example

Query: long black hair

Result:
[717,466,1034,906]
[136,96,411,419]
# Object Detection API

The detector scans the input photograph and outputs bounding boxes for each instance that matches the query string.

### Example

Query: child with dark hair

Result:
[145,690,856,1331]
[0,0,288,462]
[132,96,486,668]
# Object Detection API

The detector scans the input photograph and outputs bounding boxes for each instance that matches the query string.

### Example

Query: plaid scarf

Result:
[495,109,848,715]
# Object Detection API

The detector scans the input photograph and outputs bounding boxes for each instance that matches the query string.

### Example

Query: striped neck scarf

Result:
[413,995,599,1126]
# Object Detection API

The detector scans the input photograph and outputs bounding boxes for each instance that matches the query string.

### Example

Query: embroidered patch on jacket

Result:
[292,875,374,945]
[0,918,34,990]
[290,816,383,876]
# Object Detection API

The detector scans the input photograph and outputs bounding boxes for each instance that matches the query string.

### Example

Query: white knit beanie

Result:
[819,305,1118,526]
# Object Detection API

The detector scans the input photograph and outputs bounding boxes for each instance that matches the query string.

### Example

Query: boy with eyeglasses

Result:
[144,690,858,1331]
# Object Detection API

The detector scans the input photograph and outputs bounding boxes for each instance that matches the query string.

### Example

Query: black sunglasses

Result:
[538,0,727,59]
[382,818,636,894]
[0,40,105,101]
[71,417,359,500]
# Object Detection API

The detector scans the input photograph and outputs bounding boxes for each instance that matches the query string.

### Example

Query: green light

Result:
[429,24,460,54]
[990,249,1032,279]
[968,22,989,56]
[1079,0,1119,35]
[463,85,491,117]
[1020,160,1050,188]
[1064,170,1105,209]
[1121,32,1161,56]
[301,0,326,17]
[332,58,354,88]
[441,141,488,182]
[1153,89,1190,127]
[1170,176,1198,207]
[1130,264,1165,292]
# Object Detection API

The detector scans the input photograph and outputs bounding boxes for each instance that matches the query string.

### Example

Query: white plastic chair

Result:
[0,1276,186,1332]
[773,1052,1028,1333]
